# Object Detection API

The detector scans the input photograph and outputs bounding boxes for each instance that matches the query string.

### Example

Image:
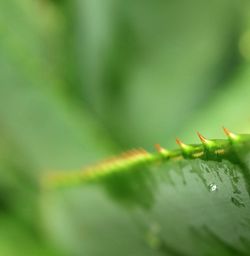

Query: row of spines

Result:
[44,128,242,188]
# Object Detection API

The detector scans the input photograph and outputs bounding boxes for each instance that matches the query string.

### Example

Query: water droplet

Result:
[208,183,217,192]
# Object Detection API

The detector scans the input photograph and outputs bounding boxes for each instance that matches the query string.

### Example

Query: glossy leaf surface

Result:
[43,136,250,256]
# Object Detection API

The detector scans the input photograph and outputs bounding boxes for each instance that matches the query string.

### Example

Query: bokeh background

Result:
[1,0,250,255]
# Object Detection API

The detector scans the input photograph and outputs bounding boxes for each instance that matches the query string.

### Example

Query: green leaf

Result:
[42,133,250,255]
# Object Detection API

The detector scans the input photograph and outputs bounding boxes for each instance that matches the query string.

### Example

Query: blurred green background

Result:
[1,0,250,255]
